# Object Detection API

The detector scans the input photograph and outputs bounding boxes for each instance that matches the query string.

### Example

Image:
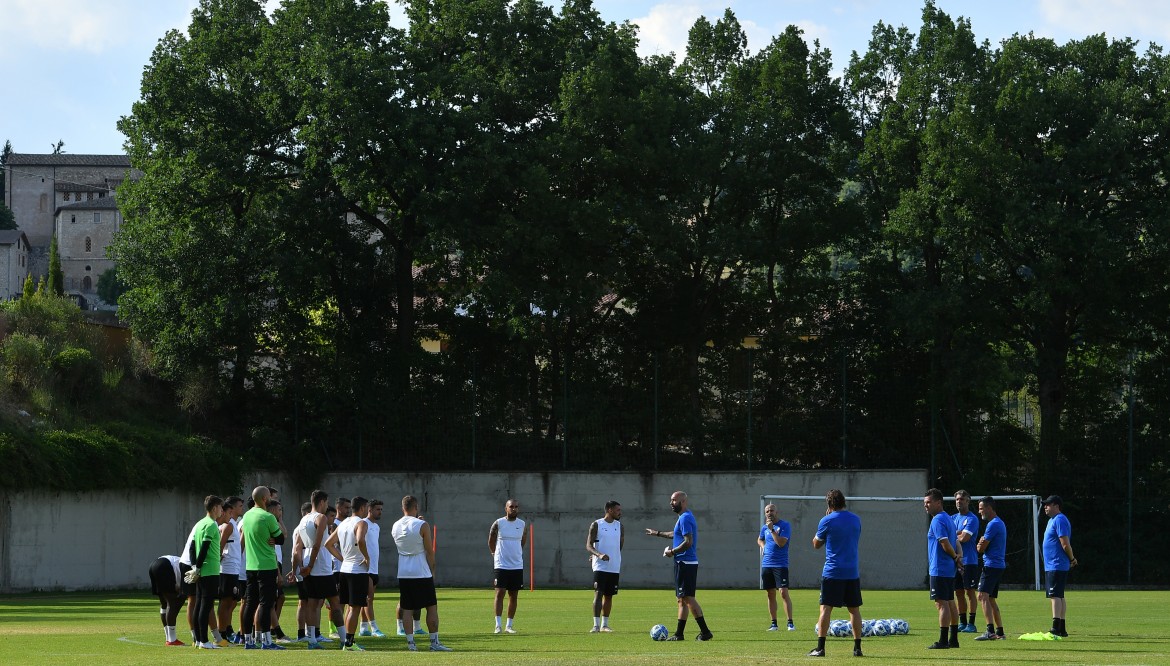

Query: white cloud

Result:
[630,2,703,59]
[1038,0,1170,46]
[0,0,123,53]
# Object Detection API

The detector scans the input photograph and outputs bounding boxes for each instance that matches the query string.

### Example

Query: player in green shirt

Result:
[240,486,285,650]
[189,495,224,649]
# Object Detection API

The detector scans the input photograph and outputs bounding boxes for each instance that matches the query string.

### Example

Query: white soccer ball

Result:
[861,620,875,637]
[892,619,909,635]
[872,620,891,637]
[650,624,669,641]
[829,620,850,637]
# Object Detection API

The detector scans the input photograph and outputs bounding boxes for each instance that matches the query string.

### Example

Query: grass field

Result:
[2,588,1166,665]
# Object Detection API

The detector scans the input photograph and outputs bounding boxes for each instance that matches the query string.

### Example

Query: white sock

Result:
[211,629,222,642]
[190,628,197,641]
[506,618,514,629]
[371,621,380,632]
[593,616,601,628]
[164,626,176,642]
[406,635,415,645]
[262,631,272,645]
[339,628,347,644]
[397,619,404,631]
[495,616,502,628]
[430,632,438,643]
[360,622,368,633]
[602,617,609,627]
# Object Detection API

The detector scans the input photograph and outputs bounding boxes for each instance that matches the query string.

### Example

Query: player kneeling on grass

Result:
[587,500,624,633]
[392,495,452,651]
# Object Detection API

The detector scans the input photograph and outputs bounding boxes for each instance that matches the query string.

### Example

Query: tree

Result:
[0,202,15,230]
[47,234,63,296]
[96,268,128,305]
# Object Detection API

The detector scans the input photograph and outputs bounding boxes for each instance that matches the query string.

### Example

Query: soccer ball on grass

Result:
[650,624,669,641]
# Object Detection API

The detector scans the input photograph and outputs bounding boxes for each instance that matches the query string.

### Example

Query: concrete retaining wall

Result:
[0,469,927,592]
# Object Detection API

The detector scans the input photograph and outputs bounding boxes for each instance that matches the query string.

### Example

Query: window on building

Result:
[87,192,93,201]
[71,215,76,224]
[82,276,92,292]
[85,237,92,252]
[39,194,47,211]
[94,213,101,224]
[98,191,105,198]
[75,192,82,202]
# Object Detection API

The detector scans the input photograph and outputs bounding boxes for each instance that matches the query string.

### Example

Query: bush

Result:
[2,333,47,392]
[51,347,102,400]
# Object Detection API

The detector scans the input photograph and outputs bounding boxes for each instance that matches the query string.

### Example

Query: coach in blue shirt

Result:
[925,488,963,649]
[809,489,862,658]
[758,503,794,631]
[1042,495,1077,637]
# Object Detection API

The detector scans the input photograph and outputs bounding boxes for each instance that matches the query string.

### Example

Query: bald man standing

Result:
[647,491,713,642]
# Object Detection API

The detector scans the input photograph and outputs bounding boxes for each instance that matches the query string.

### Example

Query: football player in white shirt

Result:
[488,499,527,633]
[586,501,624,632]
[359,499,387,637]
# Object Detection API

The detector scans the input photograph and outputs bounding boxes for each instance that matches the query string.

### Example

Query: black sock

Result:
[996,626,1004,636]
[695,616,710,635]
[950,625,959,643]
[817,636,826,650]
[675,619,686,637]
[297,628,305,639]
[770,618,777,626]
[1052,617,1059,632]
[854,638,861,651]
[939,627,948,644]
[986,623,994,634]
[273,625,285,639]
[1059,618,1066,634]
[968,612,976,626]
[345,634,354,647]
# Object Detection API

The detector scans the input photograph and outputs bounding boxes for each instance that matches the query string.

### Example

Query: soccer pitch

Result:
[3,588,1166,665]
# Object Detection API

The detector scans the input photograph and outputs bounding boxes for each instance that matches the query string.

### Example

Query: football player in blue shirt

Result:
[974,496,1007,641]
[809,489,863,658]
[646,491,712,641]
[951,490,980,632]
[925,488,963,649]
[1041,495,1077,637]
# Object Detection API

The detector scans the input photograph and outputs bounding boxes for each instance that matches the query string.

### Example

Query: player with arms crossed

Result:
[951,490,980,632]
[809,489,862,658]
[758,503,794,632]
[586,500,624,633]
[974,496,1007,641]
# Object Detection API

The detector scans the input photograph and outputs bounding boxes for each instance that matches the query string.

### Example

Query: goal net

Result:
[759,494,1042,591]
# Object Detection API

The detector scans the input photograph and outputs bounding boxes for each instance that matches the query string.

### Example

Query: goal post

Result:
[760,494,1042,591]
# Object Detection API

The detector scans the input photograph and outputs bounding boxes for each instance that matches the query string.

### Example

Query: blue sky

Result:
[2,0,1167,156]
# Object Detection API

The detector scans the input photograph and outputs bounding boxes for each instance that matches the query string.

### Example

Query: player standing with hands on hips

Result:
[646,491,713,642]
[758,503,794,631]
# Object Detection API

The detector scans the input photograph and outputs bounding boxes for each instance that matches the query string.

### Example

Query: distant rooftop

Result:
[6,153,131,167]
[58,197,120,211]
[0,230,29,246]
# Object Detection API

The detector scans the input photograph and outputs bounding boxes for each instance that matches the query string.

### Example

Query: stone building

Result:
[55,197,120,298]
[2,153,135,280]
[0,230,31,300]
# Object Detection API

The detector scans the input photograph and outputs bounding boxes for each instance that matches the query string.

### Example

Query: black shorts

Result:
[593,571,619,597]
[674,562,698,598]
[149,557,179,597]
[339,572,369,608]
[819,578,862,608]
[494,568,523,591]
[399,578,438,611]
[1045,570,1068,598]
[954,563,980,590]
[761,567,790,590]
[218,573,242,600]
[305,574,337,600]
[978,567,1004,598]
[930,575,956,601]
[178,562,196,597]
[296,579,309,600]
[369,573,380,587]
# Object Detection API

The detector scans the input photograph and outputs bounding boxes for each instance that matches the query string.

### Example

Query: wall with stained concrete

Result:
[0,469,927,592]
